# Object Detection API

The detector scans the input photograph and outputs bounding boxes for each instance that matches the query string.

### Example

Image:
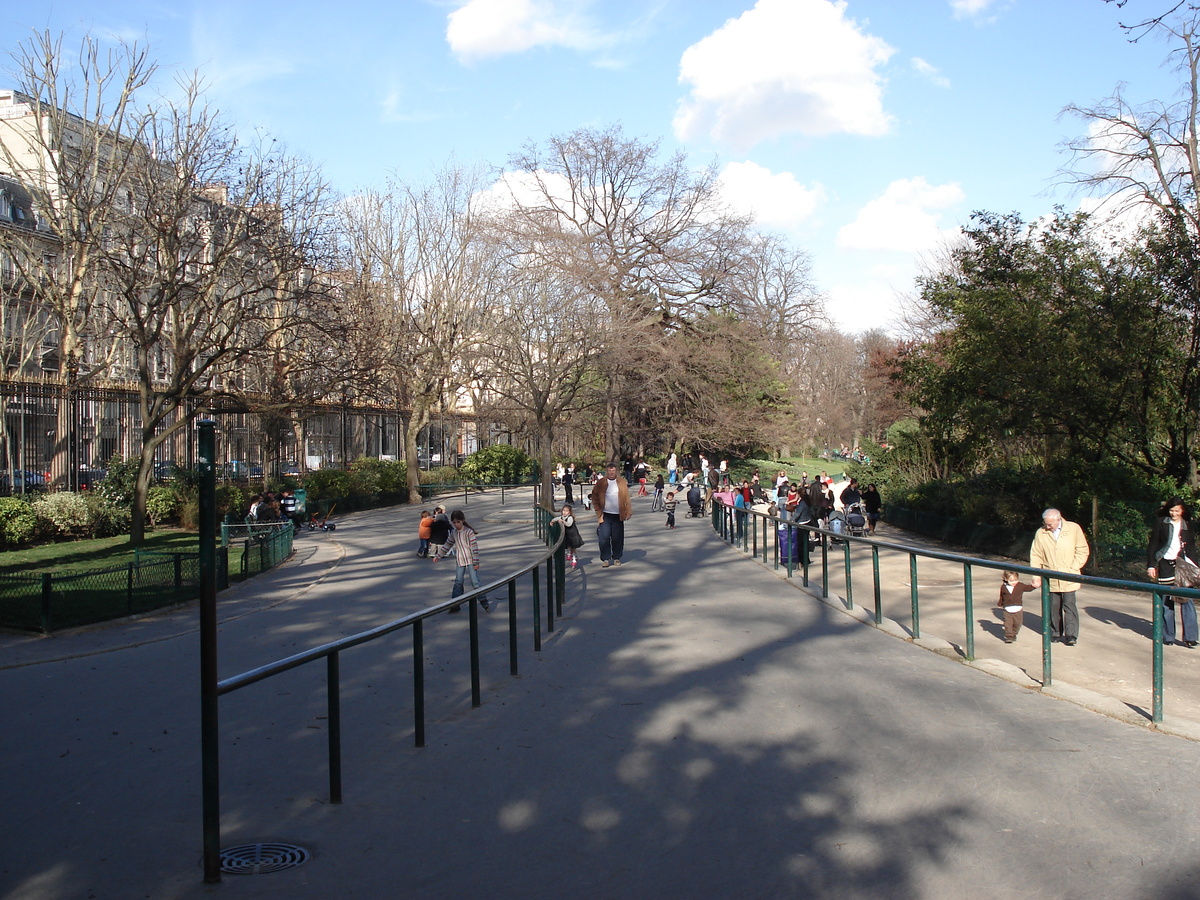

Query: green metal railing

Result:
[712,497,1200,726]
[0,547,233,634]
[203,484,566,882]
[220,520,294,578]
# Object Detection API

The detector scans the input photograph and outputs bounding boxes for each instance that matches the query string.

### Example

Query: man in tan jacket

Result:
[589,463,633,568]
[1029,508,1090,646]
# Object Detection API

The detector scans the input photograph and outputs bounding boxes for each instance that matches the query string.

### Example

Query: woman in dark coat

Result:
[1146,497,1198,647]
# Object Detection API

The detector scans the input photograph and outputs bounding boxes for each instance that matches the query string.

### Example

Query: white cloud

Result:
[716,160,824,230]
[949,0,1002,19]
[837,177,964,253]
[673,0,894,150]
[446,0,598,63]
[824,279,907,334]
[911,57,950,88]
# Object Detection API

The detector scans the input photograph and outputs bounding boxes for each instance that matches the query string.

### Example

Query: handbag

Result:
[1174,555,1200,589]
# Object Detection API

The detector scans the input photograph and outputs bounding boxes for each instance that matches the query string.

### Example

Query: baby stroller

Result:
[826,509,848,541]
[686,484,704,517]
[845,502,868,537]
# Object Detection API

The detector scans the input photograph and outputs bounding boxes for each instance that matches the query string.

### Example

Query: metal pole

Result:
[1152,589,1164,723]
[508,581,519,676]
[469,600,481,708]
[872,545,882,625]
[1041,580,1053,686]
[198,420,220,884]
[963,563,975,661]
[413,620,425,747]
[327,652,343,803]
[910,553,920,639]
[843,538,853,608]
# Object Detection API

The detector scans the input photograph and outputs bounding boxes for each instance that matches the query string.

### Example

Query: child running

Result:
[664,490,678,528]
[432,510,489,613]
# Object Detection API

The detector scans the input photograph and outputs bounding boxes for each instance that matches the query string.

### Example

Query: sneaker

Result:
[1064,638,1077,646]
[601,560,611,568]
[612,559,622,567]
[449,605,462,613]
[480,598,490,613]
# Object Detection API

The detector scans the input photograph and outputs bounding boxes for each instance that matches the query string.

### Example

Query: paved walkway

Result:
[3,488,1200,900]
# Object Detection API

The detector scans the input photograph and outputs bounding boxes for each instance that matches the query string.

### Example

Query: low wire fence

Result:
[0,522,296,635]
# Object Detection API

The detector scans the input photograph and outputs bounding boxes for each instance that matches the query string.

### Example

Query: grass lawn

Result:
[0,530,200,576]
[734,456,856,484]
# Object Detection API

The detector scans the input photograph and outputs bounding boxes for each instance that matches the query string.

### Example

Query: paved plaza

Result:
[3,487,1200,899]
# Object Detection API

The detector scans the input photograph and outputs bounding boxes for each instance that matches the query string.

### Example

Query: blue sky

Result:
[3,0,1184,332]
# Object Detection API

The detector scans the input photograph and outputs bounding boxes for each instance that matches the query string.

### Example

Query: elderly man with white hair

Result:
[1029,508,1091,647]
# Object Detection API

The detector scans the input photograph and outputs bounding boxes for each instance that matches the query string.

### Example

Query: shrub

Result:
[146,485,182,526]
[33,491,91,537]
[0,497,37,545]
[85,493,131,538]
[96,453,140,504]
[303,468,352,502]
[216,485,245,520]
[458,444,535,483]
[350,457,406,494]
[421,465,460,485]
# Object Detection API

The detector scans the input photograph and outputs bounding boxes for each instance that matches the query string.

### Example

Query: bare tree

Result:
[100,79,331,543]
[0,31,155,486]
[473,255,607,506]
[494,124,751,460]
[1062,12,1200,231]
[338,166,496,502]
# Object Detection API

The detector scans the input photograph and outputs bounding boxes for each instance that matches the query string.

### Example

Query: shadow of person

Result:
[1085,605,1153,640]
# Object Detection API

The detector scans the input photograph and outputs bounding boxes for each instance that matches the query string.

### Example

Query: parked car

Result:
[153,460,177,482]
[76,468,107,490]
[0,469,47,494]
[280,462,301,477]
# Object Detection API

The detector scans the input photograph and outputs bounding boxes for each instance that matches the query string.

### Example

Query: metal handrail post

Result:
[843,538,853,608]
[963,563,975,661]
[413,620,425,747]
[508,581,519,676]
[198,420,221,884]
[909,553,920,639]
[801,525,809,587]
[327,652,343,803]
[872,545,882,624]
[786,522,794,579]
[1152,589,1164,723]
[545,557,555,633]
[532,566,542,651]
[820,534,829,599]
[469,600,482,708]
[1041,581,1052,686]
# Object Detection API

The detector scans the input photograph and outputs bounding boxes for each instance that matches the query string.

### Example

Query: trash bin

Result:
[779,523,810,566]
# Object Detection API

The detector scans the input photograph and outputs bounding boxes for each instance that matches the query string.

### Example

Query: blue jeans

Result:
[1163,598,1198,643]
[596,517,625,562]
[452,564,482,601]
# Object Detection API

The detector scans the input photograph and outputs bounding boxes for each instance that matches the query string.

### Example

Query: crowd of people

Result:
[413,455,1200,655]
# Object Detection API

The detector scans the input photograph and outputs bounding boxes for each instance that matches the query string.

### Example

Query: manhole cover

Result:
[220,842,310,875]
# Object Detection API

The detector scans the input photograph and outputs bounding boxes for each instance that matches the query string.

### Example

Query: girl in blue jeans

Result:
[433,510,488,613]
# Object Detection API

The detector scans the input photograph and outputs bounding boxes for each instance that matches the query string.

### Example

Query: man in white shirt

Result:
[588,463,633,568]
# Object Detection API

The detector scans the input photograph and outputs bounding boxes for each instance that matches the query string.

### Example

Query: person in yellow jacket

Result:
[589,462,633,568]
[1029,508,1090,646]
